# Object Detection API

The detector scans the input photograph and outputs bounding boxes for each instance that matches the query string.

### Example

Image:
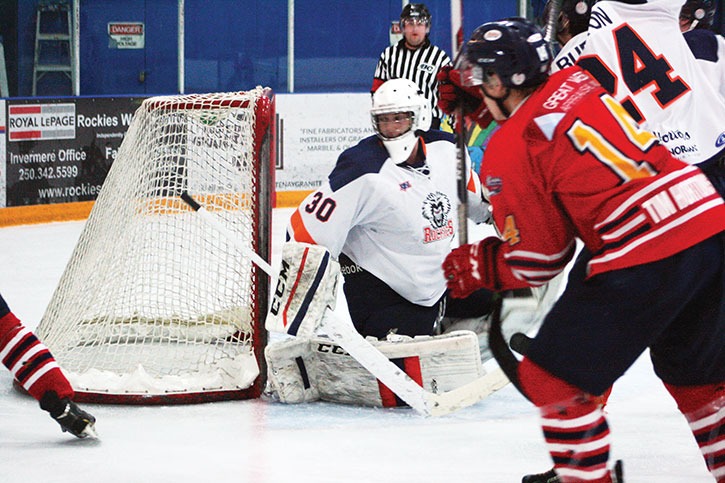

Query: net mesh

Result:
[36,88,273,403]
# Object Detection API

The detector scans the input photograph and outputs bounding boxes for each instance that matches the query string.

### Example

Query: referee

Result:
[372,3,451,129]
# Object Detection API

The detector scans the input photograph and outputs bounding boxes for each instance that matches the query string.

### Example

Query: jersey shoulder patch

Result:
[683,30,719,63]
[329,135,388,192]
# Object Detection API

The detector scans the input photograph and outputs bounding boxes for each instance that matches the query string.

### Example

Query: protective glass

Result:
[456,56,485,87]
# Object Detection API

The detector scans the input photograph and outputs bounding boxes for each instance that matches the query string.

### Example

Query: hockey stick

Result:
[180,192,273,275]
[544,0,564,46]
[451,0,468,245]
[180,191,509,416]
[487,292,530,402]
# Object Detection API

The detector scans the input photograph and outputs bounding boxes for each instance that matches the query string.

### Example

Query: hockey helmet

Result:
[680,0,716,29]
[400,3,431,27]
[461,18,552,89]
[371,78,432,163]
[542,0,598,38]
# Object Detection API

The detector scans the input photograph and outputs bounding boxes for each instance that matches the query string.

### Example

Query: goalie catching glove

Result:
[442,237,501,298]
[436,65,493,126]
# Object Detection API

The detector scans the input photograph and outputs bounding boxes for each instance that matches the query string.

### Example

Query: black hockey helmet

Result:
[400,3,431,25]
[680,0,716,29]
[542,0,598,37]
[462,17,552,89]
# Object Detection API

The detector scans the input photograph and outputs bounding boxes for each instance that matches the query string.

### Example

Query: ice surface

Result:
[0,209,713,482]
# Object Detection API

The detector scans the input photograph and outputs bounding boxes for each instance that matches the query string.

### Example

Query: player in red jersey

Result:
[0,293,96,438]
[440,17,725,483]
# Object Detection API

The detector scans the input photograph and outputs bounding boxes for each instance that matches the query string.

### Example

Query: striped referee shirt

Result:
[372,38,451,122]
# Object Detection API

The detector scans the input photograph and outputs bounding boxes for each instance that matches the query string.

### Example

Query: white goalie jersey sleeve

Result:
[579,0,725,164]
[287,132,487,307]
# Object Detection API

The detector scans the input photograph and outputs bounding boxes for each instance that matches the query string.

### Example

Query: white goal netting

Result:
[35,88,274,403]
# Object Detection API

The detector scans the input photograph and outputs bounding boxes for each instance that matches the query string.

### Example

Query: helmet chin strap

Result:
[482,87,512,119]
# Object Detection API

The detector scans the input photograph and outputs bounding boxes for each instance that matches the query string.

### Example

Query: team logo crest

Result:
[421,191,453,243]
[484,175,503,196]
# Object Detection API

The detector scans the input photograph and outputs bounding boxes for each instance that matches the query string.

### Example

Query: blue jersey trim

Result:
[419,129,455,145]
[684,30,719,63]
[327,131,455,192]
[328,135,388,192]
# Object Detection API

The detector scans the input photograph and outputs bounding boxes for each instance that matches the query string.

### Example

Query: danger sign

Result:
[108,22,145,49]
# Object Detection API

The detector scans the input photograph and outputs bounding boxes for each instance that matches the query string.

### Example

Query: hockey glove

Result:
[437,66,492,125]
[443,237,500,298]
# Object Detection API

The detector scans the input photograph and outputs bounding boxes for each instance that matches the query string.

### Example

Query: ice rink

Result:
[0,208,714,482]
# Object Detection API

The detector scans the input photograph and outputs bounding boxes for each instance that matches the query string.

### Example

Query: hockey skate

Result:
[40,391,98,439]
[522,460,623,483]
[521,468,559,483]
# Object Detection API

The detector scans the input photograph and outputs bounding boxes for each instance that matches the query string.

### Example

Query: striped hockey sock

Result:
[0,312,74,402]
[666,383,725,482]
[519,358,615,482]
[688,400,725,482]
[540,398,613,482]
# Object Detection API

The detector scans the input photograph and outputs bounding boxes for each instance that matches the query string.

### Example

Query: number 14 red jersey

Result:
[480,67,725,289]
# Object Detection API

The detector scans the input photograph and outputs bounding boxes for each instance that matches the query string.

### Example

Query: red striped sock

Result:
[666,383,725,482]
[0,312,74,402]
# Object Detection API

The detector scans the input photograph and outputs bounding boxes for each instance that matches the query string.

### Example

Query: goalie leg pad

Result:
[264,337,320,404]
[266,242,340,338]
[312,330,484,407]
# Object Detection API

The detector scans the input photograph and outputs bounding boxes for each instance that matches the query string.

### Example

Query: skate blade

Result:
[80,422,99,439]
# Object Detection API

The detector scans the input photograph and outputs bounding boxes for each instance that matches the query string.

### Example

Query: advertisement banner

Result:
[275,92,373,204]
[5,97,145,207]
[0,100,5,207]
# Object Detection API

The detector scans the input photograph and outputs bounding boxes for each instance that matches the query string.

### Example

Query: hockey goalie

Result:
[262,79,537,410]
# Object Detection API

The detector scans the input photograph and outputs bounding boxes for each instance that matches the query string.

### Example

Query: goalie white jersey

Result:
[577,0,725,164]
[287,130,488,307]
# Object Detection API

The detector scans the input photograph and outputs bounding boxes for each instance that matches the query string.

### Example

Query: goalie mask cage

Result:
[35,87,275,404]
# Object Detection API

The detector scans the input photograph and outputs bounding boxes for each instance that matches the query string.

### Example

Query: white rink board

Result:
[275,93,374,194]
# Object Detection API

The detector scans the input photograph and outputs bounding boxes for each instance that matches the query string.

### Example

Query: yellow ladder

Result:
[32,0,75,95]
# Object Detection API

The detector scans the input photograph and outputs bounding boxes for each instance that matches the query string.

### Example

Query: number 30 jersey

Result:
[578,0,725,164]
[287,131,487,306]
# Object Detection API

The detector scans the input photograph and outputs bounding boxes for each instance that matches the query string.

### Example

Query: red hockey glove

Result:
[442,237,501,298]
[437,66,490,125]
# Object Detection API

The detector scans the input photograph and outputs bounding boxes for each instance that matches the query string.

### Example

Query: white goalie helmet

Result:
[371,78,432,163]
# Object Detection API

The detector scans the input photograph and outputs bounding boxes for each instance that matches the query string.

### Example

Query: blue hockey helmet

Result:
[461,17,552,89]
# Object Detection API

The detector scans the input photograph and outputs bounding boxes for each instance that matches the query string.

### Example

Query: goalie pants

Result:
[339,254,494,339]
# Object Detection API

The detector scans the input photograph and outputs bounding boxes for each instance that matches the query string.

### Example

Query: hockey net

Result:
[35,87,275,404]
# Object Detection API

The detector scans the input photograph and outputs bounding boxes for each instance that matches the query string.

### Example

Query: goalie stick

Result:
[180,191,510,416]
